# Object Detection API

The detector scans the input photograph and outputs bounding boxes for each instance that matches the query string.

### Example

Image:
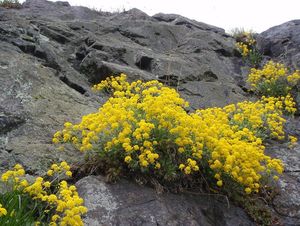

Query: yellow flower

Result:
[217,180,223,187]
[214,173,221,180]
[184,166,191,175]
[178,147,184,153]
[60,161,70,171]
[52,138,59,144]
[51,214,60,222]
[124,156,132,163]
[65,171,72,177]
[20,179,29,187]
[179,164,185,170]
[140,160,149,167]
[155,163,161,169]
[47,170,54,176]
[14,164,23,170]
[0,204,7,216]
[44,181,51,188]
[51,164,59,171]
[245,187,252,194]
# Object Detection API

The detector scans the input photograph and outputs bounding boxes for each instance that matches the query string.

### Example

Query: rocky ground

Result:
[0,0,299,225]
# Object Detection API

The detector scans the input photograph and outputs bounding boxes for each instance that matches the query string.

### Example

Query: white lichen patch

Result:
[76,176,118,223]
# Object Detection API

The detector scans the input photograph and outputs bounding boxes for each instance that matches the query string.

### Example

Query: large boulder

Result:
[257,20,300,69]
[76,175,255,226]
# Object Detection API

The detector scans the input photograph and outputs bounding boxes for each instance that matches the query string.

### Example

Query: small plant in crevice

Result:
[229,188,277,226]
[288,135,298,149]
[0,0,21,9]
[0,162,87,226]
[233,29,262,68]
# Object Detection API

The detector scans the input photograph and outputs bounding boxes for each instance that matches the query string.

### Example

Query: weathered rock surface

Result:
[265,117,300,226]
[257,20,300,70]
[76,175,255,226]
[0,0,299,225]
[0,40,100,174]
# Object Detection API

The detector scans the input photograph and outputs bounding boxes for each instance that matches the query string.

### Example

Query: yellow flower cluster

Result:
[50,181,87,226]
[248,61,287,86]
[195,99,286,193]
[236,42,249,57]
[283,94,297,113]
[235,32,256,58]
[47,161,72,177]
[179,158,199,175]
[248,61,300,97]
[287,71,300,85]
[55,76,201,175]
[1,164,25,183]
[54,74,286,194]
[288,135,298,148]
[258,96,290,139]
[92,73,129,93]
[235,31,262,67]
[0,162,87,225]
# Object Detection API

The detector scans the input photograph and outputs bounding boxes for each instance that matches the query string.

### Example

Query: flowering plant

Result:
[234,31,262,67]
[0,162,87,226]
[248,61,300,98]
[52,74,289,195]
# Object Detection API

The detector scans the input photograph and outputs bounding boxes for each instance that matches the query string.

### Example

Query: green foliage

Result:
[0,162,87,225]
[0,189,49,225]
[247,49,262,69]
[229,189,274,226]
[0,0,21,9]
[256,78,289,97]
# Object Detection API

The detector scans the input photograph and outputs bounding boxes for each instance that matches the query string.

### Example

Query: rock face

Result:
[0,0,248,173]
[257,20,300,69]
[1,0,248,111]
[76,175,254,226]
[0,0,299,225]
[0,40,100,174]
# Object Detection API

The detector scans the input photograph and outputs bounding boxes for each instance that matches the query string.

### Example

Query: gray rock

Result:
[257,20,300,70]
[76,176,255,226]
[2,0,248,110]
[0,40,100,174]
